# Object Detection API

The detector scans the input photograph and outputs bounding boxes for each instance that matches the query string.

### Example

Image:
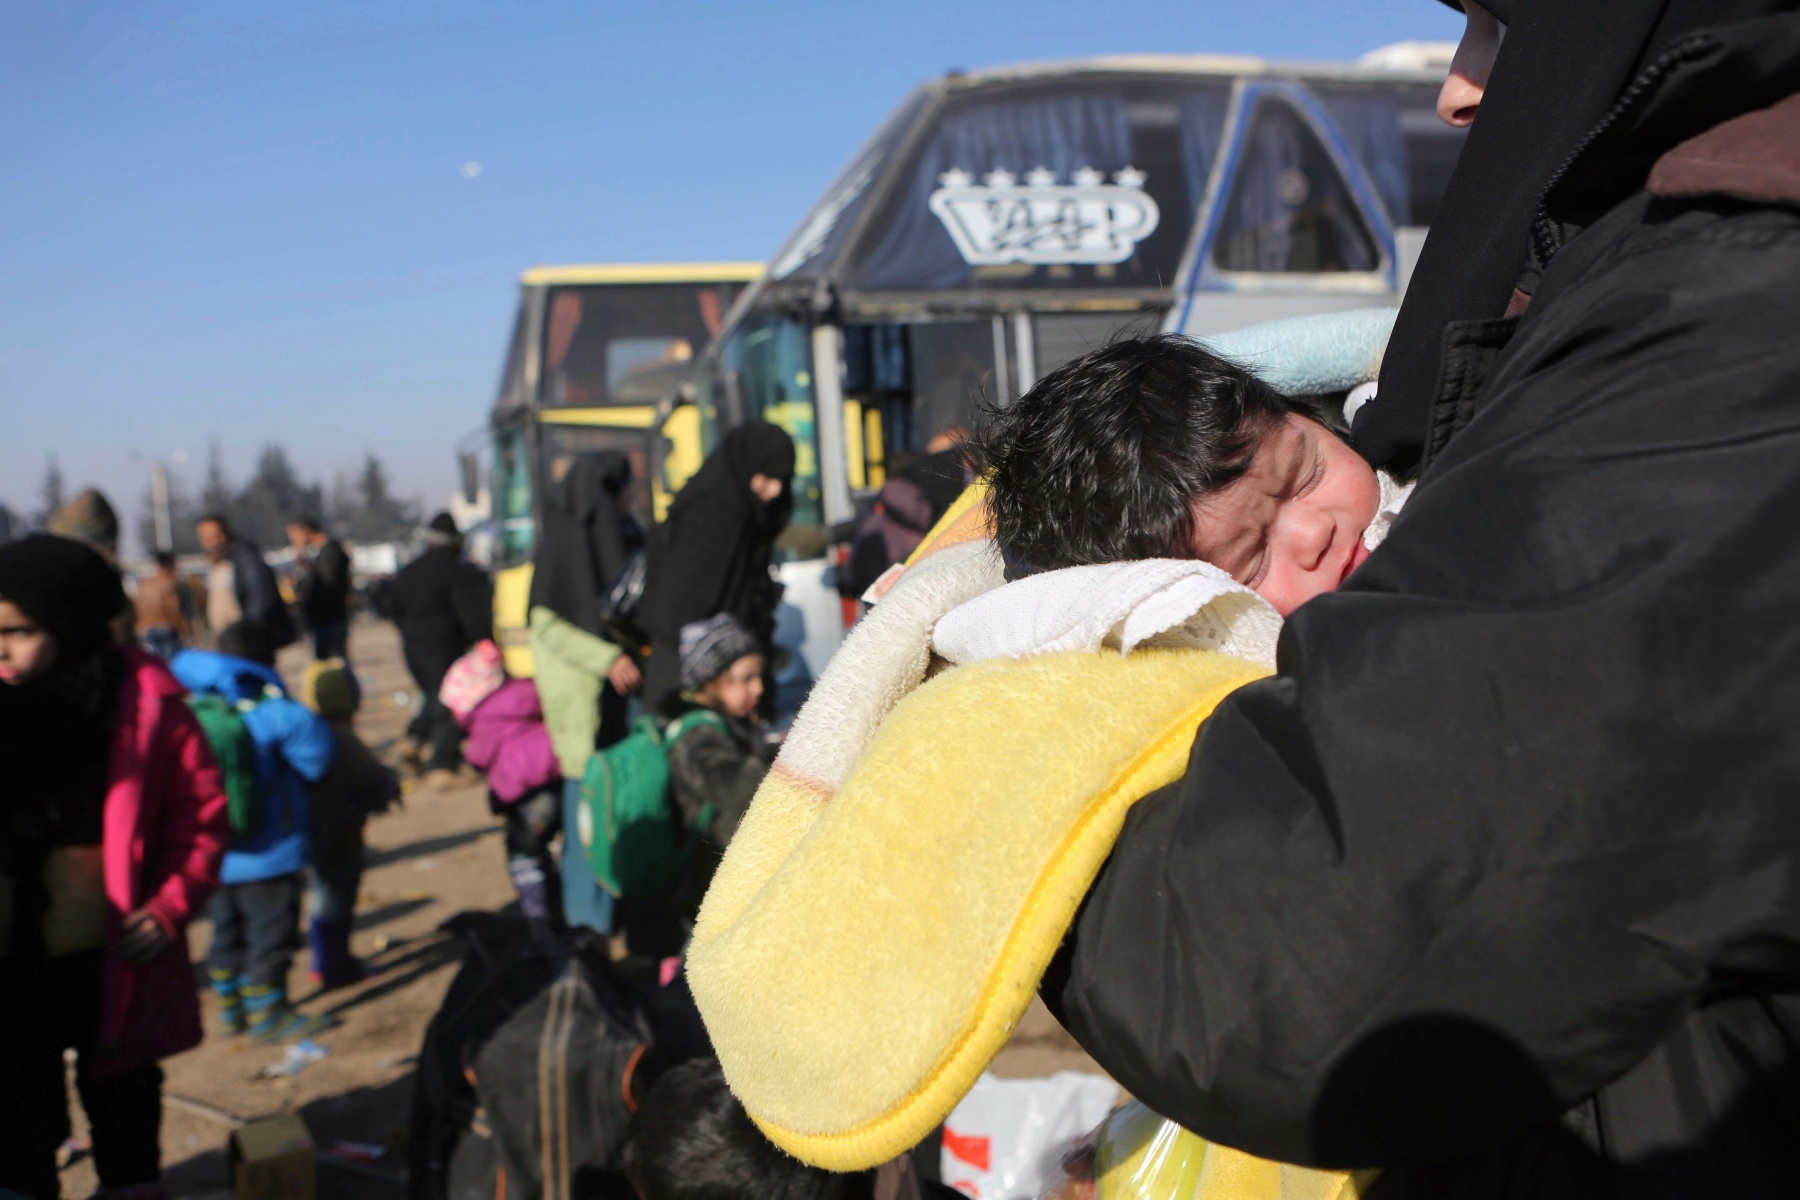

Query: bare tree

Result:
[200,441,233,519]
[339,453,418,543]
[233,444,325,548]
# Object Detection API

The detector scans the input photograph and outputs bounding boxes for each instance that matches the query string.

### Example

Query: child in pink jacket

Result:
[0,535,228,1200]
[442,641,563,928]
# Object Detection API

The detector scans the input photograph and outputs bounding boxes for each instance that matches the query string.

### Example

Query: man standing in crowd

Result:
[133,551,190,660]
[1045,1,1800,1193]
[288,515,352,662]
[196,514,295,649]
[390,513,492,787]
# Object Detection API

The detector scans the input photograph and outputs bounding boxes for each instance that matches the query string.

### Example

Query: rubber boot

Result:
[242,982,336,1043]
[209,968,245,1035]
[305,917,327,986]
[308,916,366,990]
[507,851,558,924]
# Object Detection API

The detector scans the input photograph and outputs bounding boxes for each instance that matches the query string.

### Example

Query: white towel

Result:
[1363,471,1416,553]
[932,559,1283,670]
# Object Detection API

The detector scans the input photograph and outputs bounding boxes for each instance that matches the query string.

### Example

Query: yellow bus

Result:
[485,262,763,674]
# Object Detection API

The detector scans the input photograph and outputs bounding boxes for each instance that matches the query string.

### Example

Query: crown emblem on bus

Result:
[928,166,1160,266]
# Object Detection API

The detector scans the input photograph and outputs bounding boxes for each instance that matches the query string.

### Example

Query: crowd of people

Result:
[0,420,813,1197]
[6,0,1800,1196]
[0,500,405,1197]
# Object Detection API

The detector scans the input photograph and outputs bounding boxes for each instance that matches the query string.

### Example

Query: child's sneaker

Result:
[209,968,246,1036]
[242,983,337,1043]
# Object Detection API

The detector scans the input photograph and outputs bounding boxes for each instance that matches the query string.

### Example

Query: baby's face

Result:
[1188,414,1381,616]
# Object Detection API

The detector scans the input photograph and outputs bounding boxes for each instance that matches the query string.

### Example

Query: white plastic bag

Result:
[942,1072,1121,1199]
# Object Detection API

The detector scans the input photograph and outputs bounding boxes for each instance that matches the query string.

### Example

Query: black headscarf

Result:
[0,535,126,960]
[646,422,796,645]
[1355,0,1800,473]
[529,451,635,637]
[666,422,797,537]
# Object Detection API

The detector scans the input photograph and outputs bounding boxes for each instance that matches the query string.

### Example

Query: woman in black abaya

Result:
[1042,0,1800,1193]
[526,451,645,936]
[642,423,795,712]
[1355,0,1800,473]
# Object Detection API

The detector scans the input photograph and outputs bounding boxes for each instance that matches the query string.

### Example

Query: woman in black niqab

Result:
[1355,0,1800,474]
[642,422,796,709]
[528,450,636,638]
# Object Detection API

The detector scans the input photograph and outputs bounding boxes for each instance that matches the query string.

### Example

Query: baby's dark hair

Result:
[969,334,1316,573]
[622,1058,873,1200]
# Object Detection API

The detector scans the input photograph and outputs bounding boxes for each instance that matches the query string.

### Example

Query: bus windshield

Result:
[541,283,729,407]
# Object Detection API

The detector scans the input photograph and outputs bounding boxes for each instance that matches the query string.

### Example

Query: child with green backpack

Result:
[661,614,776,920]
[571,613,775,951]
[173,620,336,1042]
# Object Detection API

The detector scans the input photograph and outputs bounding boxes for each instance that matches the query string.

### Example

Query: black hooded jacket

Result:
[1047,12,1800,1197]
[643,423,794,643]
[640,423,795,710]
[390,546,493,664]
[1357,0,1800,475]
[528,451,635,639]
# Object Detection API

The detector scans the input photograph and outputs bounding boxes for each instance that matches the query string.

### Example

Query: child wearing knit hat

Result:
[441,640,565,929]
[663,614,777,922]
[299,657,399,988]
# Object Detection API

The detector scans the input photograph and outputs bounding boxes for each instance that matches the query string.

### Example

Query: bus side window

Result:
[1211,96,1379,274]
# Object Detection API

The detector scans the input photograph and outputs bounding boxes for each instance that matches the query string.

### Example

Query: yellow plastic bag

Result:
[1038,1102,1378,1200]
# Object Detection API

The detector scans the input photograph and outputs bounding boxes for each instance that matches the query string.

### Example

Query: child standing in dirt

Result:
[441,639,565,930]
[173,619,337,1042]
[300,657,399,988]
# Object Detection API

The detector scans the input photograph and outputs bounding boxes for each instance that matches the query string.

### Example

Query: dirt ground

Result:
[59,616,1105,1200]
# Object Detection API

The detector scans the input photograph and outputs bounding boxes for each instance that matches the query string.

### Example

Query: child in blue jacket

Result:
[172,620,335,1042]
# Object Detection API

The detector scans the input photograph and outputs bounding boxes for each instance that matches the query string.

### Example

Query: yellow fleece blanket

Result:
[691,647,1266,1168]
[687,489,1369,1198]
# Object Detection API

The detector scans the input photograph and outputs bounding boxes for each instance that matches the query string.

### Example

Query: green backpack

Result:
[576,709,728,899]
[187,693,264,841]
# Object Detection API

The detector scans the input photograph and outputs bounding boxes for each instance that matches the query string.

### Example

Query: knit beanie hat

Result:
[218,619,275,666]
[0,534,125,657]
[440,639,507,721]
[679,613,761,692]
[303,658,361,720]
[425,512,461,547]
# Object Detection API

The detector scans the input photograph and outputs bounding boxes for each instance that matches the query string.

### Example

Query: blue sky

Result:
[0,1,1461,546]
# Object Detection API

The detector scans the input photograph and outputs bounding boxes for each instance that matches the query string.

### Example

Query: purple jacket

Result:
[461,679,561,804]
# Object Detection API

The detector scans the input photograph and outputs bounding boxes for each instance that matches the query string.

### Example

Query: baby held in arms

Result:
[969,333,1408,616]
